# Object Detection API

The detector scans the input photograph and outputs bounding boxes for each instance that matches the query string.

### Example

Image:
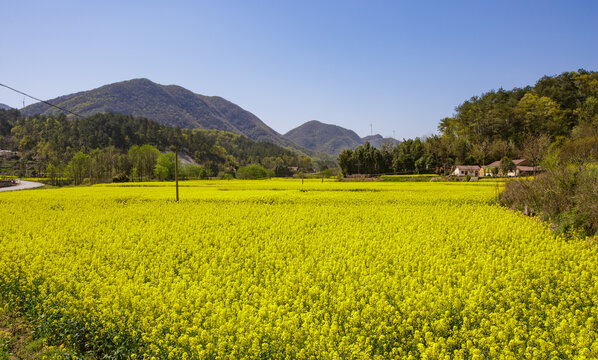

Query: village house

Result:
[482,159,541,177]
[0,150,20,158]
[452,165,481,177]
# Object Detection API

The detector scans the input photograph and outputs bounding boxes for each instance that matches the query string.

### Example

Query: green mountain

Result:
[21,78,304,151]
[284,120,397,155]
[0,104,12,110]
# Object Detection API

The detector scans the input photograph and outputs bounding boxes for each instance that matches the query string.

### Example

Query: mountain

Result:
[21,78,304,152]
[362,134,399,148]
[284,120,398,155]
[284,120,362,155]
[0,104,12,110]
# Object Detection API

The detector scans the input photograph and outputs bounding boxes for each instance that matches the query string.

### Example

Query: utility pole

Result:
[370,123,373,136]
[174,145,179,202]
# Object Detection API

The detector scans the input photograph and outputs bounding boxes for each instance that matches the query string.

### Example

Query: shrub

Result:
[181,165,204,180]
[236,165,268,179]
[217,172,234,180]
[112,173,130,183]
[500,164,598,237]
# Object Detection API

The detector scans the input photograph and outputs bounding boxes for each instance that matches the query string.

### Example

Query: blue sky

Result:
[1,0,596,139]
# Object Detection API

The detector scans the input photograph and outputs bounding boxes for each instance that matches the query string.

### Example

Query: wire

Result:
[0,82,83,118]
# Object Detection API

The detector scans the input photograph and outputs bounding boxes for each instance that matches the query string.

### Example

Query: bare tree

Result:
[522,134,551,176]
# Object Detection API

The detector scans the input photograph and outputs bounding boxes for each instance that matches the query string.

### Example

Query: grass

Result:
[0,307,93,360]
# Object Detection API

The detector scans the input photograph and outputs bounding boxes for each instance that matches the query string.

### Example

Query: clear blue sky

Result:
[1,0,596,139]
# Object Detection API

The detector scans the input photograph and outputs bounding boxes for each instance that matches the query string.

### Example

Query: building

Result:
[0,150,20,158]
[452,165,481,177]
[483,159,541,177]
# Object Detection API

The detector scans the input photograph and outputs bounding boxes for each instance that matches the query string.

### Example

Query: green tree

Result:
[236,164,268,179]
[46,163,60,186]
[514,92,564,137]
[274,164,293,177]
[181,164,205,179]
[499,156,516,176]
[154,152,179,181]
[139,145,160,180]
[337,149,354,176]
[66,151,90,185]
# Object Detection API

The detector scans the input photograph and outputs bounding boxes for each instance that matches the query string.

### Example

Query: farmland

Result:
[0,180,597,359]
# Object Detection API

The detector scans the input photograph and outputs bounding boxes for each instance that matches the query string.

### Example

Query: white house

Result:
[452,165,481,177]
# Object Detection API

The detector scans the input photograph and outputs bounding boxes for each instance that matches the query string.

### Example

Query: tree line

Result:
[338,69,598,175]
[0,112,321,182]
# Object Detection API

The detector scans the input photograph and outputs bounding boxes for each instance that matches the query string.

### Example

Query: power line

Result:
[0,82,83,118]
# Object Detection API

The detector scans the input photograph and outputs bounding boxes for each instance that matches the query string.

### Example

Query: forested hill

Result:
[0,103,12,110]
[438,69,598,153]
[0,111,321,177]
[284,120,398,155]
[338,69,598,175]
[20,78,304,152]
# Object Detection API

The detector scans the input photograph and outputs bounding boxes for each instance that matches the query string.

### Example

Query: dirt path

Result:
[0,180,44,192]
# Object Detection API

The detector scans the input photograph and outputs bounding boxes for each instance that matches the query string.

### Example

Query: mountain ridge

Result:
[284,120,398,155]
[21,78,308,154]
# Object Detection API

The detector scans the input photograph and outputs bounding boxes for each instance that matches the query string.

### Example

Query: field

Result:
[0,180,597,359]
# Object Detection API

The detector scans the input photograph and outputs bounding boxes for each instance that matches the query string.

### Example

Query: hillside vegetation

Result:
[0,111,323,181]
[20,78,309,153]
[499,118,598,237]
[338,70,598,176]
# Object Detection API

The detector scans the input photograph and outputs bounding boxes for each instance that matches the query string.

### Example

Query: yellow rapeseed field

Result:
[0,180,596,359]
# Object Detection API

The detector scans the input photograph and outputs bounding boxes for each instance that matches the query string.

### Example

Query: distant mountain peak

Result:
[284,120,397,155]
[0,103,13,110]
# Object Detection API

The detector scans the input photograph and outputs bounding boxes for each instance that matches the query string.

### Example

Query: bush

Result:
[217,172,234,180]
[112,173,129,183]
[500,165,598,237]
[274,164,293,177]
[181,165,205,180]
[236,165,268,179]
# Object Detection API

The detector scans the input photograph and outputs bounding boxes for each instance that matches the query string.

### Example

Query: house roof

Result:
[485,159,529,168]
[517,165,540,172]
[454,165,481,171]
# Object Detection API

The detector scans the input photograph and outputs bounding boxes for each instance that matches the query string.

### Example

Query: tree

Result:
[154,152,179,181]
[521,134,551,176]
[274,164,293,177]
[297,156,313,172]
[471,139,490,166]
[236,164,268,179]
[181,164,205,179]
[128,145,142,181]
[499,156,517,177]
[67,151,90,185]
[514,92,564,137]
[139,145,160,180]
[337,149,353,176]
[46,163,59,186]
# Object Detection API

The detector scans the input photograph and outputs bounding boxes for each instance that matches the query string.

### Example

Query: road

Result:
[0,180,44,192]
